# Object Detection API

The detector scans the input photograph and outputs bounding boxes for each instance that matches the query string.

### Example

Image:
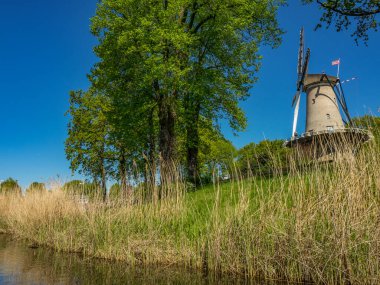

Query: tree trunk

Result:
[100,159,107,202]
[158,98,176,181]
[187,139,199,185]
[185,96,201,186]
[119,152,127,198]
[147,109,156,199]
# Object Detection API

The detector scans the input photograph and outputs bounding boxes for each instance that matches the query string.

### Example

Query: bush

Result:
[26,182,46,194]
[352,115,380,142]
[0,178,22,195]
[62,180,101,199]
[236,140,291,177]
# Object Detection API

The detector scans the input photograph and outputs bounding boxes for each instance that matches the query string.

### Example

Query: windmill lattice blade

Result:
[297,28,304,86]
[292,94,301,138]
[296,48,310,92]
[303,48,310,77]
[292,91,300,107]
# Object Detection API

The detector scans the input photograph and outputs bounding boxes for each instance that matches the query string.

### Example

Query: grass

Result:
[0,139,379,284]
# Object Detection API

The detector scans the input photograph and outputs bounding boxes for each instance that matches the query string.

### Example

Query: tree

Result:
[90,0,283,184]
[26,182,46,194]
[197,123,236,183]
[237,140,290,177]
[0,178,22,195]
[304,0,379,43]
[65,89,112,201]
[91,0,185,175]
[62,180,101,199]
[90,68,159,197]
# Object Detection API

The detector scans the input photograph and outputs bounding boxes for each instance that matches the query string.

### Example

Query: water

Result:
[0,234,274,285]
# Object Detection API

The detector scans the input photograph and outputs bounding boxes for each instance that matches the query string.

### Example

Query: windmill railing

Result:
[285,127,374,146]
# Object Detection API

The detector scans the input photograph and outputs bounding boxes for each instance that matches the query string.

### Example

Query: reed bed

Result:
[0,139,379,284]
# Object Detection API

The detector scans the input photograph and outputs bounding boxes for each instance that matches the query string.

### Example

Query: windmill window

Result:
[326,113,331,119]
[312,99,316,104]
[327,126,334,132]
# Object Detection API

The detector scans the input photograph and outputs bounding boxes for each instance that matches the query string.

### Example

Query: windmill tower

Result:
[285,29,372,160]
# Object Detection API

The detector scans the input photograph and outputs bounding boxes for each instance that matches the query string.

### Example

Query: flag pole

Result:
[337,58,340,78]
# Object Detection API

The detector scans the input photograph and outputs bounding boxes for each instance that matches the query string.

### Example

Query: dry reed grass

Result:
[0,137,379,284]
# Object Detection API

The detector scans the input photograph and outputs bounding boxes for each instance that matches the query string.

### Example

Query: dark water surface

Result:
[0,234,282,285]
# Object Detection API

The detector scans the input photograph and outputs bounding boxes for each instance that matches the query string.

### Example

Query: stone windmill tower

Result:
[285,29,372,159]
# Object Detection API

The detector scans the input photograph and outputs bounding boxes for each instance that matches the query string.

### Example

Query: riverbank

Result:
[0,234,243,285]
[0,143,379,284]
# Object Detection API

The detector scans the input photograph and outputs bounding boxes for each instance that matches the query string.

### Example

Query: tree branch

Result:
[192,14,216,34]
[317,0,380,16]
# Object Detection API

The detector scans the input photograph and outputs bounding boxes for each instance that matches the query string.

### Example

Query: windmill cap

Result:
[303,74,338,91]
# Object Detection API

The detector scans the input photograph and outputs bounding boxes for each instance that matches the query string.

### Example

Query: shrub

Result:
[62,180,101,199]
[0,178,22,195]
[26,182,46,194]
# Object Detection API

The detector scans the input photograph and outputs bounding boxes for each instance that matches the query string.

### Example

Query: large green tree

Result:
[90,0,283,184]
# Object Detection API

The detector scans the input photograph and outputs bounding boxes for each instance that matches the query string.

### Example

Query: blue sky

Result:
[0,1,378,188]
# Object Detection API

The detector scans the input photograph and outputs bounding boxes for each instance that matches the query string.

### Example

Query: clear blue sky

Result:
[0,1,379,188]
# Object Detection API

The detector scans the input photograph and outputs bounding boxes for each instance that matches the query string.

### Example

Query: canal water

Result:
[0,234,274,285]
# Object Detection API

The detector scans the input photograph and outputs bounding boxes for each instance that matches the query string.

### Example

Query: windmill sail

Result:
[292,28,309,137]
[297,28,304,84]
[292,91,301,137]
[293,48,310,107]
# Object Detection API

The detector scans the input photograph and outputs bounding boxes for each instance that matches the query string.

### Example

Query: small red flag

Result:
[332,59,340,66]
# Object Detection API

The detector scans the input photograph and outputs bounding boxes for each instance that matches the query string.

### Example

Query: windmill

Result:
[285,29,373,160]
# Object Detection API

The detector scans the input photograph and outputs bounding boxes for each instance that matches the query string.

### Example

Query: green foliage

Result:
[198,125,236,183]
[352,115,380,141]
[236,139,290,177]
[66,0,284,190]
[303,0,379,43]
[26,182,46,194]
[62,180,101,198]
[65,89,111,178]
[0,178,21,194]
[91,0,282,167]
[352,115,380,154]
[65,89,112,200]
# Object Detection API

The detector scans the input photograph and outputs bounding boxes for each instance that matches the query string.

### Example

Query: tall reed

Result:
[0,137,379,284]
